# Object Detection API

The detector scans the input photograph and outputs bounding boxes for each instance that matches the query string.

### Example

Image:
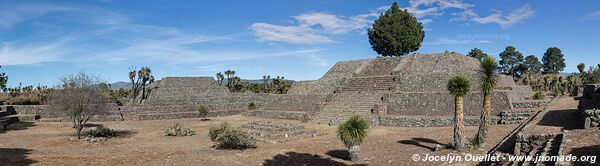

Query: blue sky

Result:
[1,0,599,87]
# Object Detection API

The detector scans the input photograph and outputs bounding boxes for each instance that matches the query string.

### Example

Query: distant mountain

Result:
[560,72,573,77]
[109,81,131,90]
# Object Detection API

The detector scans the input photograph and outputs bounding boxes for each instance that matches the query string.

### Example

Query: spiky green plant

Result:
[337,115,370,162]
[475,56,498,146]
[448,75,471,152]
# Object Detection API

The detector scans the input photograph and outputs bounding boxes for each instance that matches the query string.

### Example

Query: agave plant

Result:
[475,56,498,146]
[337,115,369,161]
[448,75,471,151]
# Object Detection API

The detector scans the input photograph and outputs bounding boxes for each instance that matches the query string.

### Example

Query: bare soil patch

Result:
[0,116,518,165]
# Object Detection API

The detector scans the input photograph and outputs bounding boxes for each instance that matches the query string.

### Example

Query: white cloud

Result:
[580,10,600,21]
[0,4,73,28]
[472,4,535,28]
[251,10,381,44]
[0,3,130,28]
[424,37,491,45]
[250,23,335,44]
[402,1,534,28]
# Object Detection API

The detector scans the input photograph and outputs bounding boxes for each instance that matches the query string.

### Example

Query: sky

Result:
[1,0,599,87]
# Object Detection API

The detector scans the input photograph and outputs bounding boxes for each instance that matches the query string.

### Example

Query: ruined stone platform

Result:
[241,121,325,143]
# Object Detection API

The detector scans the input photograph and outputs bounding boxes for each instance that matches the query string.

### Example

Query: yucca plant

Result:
[337,115,369,161]
[475,56,498,147]
[448,75,471,151]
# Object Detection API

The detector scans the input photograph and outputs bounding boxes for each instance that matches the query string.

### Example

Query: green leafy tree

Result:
[367,2,424,57]
[499,46,524,78]
[337,115,369,162]
[447,75,471,151]
[542,47,566,74]
[524,55,543,73]
[475,56,498,146]
[577,63,586,74]
[467,48,487,61]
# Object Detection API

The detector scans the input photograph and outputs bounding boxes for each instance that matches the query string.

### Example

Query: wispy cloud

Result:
[402,0,534,28]
[580,10,600,21]
[470,4,535,28]
[250,9,383,44]
[424,37,491,45]
[0,3,72,28]
[0,3,327,68]
[250,23,335,44]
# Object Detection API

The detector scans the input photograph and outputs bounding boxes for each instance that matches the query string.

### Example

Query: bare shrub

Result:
[48,72,108,139]
[87,126,117,138]
[163,123,196,136]
[197,105,209,119]
[208,123,256,149]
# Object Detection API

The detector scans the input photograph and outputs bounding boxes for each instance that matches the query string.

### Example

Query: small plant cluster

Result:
[0,85,54,105]
[108,88,130,101]
[208,123,256,149]
[87,126,118,138]
[197,105,209,118]
[215,70,292,94]
[533,91,545,100]
[163,123,196,136]
[248,102,257,110]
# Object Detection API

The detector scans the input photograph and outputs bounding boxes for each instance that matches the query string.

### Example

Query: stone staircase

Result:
[313,92,383,125]
[340,76,395,92]
[313,75,394,125]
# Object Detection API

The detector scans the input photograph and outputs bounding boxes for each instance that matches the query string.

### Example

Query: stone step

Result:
[135,110,242,120]
[6,114,40,122]
[247,110,307,121]
[0,110,14,117]
[0,116,19,131]
[37,118,63,122]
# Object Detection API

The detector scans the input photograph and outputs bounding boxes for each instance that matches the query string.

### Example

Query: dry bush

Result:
[208,123,256,149]
[163,123,196,136]
[48,72,108,139]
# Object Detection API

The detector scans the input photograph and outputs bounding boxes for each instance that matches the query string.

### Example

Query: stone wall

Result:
[386,91,512,116]
[156,77,220,88]
[512,85,534,100]
[139,93,327,113]
[583,84,600,99]
[288,59,367,94]
[378,115,481,127]
[2,104,124,121]
[392,73,480,93]
[392,52,480,75]
[513,132,560,156]
[583,109,600,128]
[248,110,308,121]
[512,100,548,109]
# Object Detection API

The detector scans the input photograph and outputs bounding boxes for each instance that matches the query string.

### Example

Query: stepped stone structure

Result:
[131,52,534,126]
[0,52,535,127]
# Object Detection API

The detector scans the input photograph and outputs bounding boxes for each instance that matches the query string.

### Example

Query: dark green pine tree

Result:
[499,46,524,78]
[467,48,488,61]
[368,2,424,57]
[542,47,566,74]
[524,55,543,73]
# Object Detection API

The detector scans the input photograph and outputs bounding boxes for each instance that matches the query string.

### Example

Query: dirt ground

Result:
[0,116,519,166]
